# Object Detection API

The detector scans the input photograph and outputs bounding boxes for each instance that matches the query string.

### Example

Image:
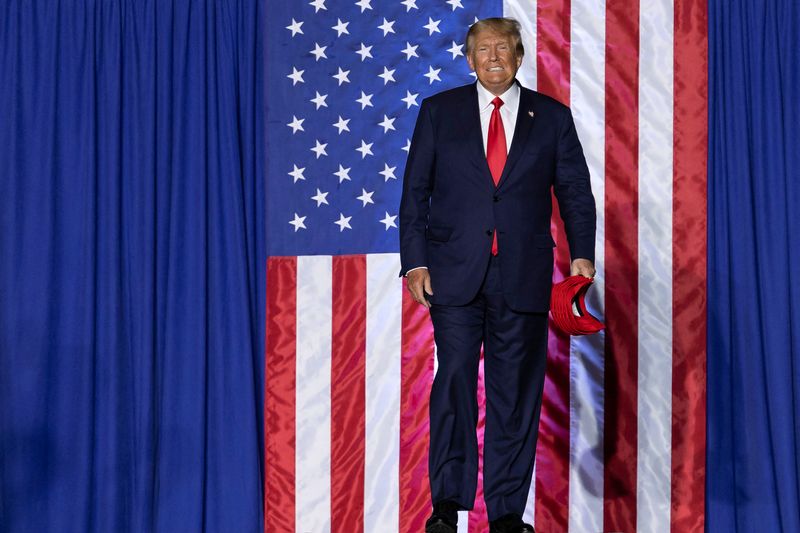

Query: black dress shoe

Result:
[424,500,460,533]
[489,513,535,533]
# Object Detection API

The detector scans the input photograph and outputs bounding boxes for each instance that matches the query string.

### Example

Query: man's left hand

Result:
[570,258,596,278]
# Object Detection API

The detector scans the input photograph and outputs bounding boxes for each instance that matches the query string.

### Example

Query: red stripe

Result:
[536,0,571,102]
[535,0,572,530]
[331,256,367,532]
[671,0,708,530]
[603,0,640,529]
[468,353,489,533]
[399,282,435,533]
[264,257,297,533]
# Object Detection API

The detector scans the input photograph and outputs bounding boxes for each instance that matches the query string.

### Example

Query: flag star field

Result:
[266,0,497,256]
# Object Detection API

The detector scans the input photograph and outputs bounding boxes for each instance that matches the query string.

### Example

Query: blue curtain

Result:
[0,1,265,531]
[708,0,800,531]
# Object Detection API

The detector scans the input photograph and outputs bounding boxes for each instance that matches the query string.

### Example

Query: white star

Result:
[289,213,307,232]
[356,91,374,110]
[332,116,350,134]
[334,213,352,232]
[286,18,304,37]
[401,42,419,60]
[402,90,419,108]
[356,140,374,158]
[355,0,372,12]
[332,18,350,37]
[356,43,373,61]
[356,188,375,207]
[287,115,305,134]
[311,91,328,109]
[378,66,396,84]
[446,0,464,10]
[447,41,464,59]
[423,17,441,35]
[424,65,442,84]
[288,164,306,183]
[287,67,305,85]
[333,67,351,85]
[334,164,351,183]
[310,140,328,158]
[309,0,326,12]
[379,114,396,133]
[310,43,327,61]
[401,138,411,152]
[311,188,329,206]
[380,211,398,229]
[379,163,397,181]
[401,0,418,11]
[378,18,396,36]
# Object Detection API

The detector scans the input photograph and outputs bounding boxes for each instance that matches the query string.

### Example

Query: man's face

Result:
[466,30,523,95]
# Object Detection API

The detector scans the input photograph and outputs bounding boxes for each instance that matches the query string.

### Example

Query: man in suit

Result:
[399,17,596,533]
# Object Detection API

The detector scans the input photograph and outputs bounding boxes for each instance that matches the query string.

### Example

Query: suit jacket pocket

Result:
[426,226,454,242]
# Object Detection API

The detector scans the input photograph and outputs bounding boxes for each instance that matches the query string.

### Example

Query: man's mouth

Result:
[488,66,504,72]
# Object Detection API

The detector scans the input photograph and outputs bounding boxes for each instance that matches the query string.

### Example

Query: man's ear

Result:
[466,54,475,71]
[516,54,523,69]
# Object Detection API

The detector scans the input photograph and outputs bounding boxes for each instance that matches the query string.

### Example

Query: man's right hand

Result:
[406,268,433,308]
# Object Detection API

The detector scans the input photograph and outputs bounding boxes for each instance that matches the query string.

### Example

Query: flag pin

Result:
[528,110,534,117]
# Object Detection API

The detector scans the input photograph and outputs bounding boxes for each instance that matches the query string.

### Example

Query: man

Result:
[399,17,596,533]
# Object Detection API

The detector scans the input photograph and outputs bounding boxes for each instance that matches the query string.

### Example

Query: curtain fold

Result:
[707,0,800,531]
[0,1,265,531]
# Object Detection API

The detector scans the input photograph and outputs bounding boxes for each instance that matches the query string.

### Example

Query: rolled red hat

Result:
[550,276,605,336]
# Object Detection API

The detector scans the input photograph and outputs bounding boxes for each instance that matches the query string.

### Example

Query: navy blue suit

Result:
[399,80,595,311]
[399,80,596,523]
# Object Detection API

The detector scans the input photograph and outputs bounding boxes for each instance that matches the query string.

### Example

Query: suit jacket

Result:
[399,80,596,312]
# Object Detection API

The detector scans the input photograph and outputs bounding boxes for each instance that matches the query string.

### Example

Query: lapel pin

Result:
[528,110,534,117]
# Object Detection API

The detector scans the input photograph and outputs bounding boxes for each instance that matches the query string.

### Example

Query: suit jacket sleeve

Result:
[399,99,436,276]
[554,108,597,263]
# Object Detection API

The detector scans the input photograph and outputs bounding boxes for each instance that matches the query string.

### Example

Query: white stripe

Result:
[504,0,537,90]
[523,458,536,526]
[568,0,607,529]
[295,256,333,533]
[433,336,439,376]
[637,0,674,529]
[457,511,469,531]
[365,254,402,533]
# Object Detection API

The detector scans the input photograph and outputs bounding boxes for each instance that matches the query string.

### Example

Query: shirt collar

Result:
[476,79,520,113]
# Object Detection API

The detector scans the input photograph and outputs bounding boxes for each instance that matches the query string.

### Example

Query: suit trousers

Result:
[427,254,549,522]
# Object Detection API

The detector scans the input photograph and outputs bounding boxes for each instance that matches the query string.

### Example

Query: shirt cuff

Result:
[404,266,428,277]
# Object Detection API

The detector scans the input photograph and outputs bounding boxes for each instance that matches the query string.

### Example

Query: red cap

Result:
[550,276,604,336]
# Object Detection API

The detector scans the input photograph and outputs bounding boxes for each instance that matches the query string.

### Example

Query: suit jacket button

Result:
[486,230,492,236]
[493,196,500,202]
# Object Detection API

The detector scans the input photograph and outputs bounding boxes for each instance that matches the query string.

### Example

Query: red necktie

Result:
[486,96,506,255]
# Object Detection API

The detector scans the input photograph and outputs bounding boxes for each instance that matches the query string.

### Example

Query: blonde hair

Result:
[465,17,525,57]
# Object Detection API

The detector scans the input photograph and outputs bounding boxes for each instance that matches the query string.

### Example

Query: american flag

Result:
[264,0,707,532]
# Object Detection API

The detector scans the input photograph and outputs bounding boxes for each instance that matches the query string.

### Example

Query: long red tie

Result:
[486,96,506,255]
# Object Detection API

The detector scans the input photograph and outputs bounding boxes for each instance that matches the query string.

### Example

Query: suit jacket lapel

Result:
[464,83,497,191]
[495,85,535,191]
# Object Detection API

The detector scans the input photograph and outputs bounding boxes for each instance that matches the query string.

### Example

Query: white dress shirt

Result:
[476,79,520,156]
[405,80,520,277]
